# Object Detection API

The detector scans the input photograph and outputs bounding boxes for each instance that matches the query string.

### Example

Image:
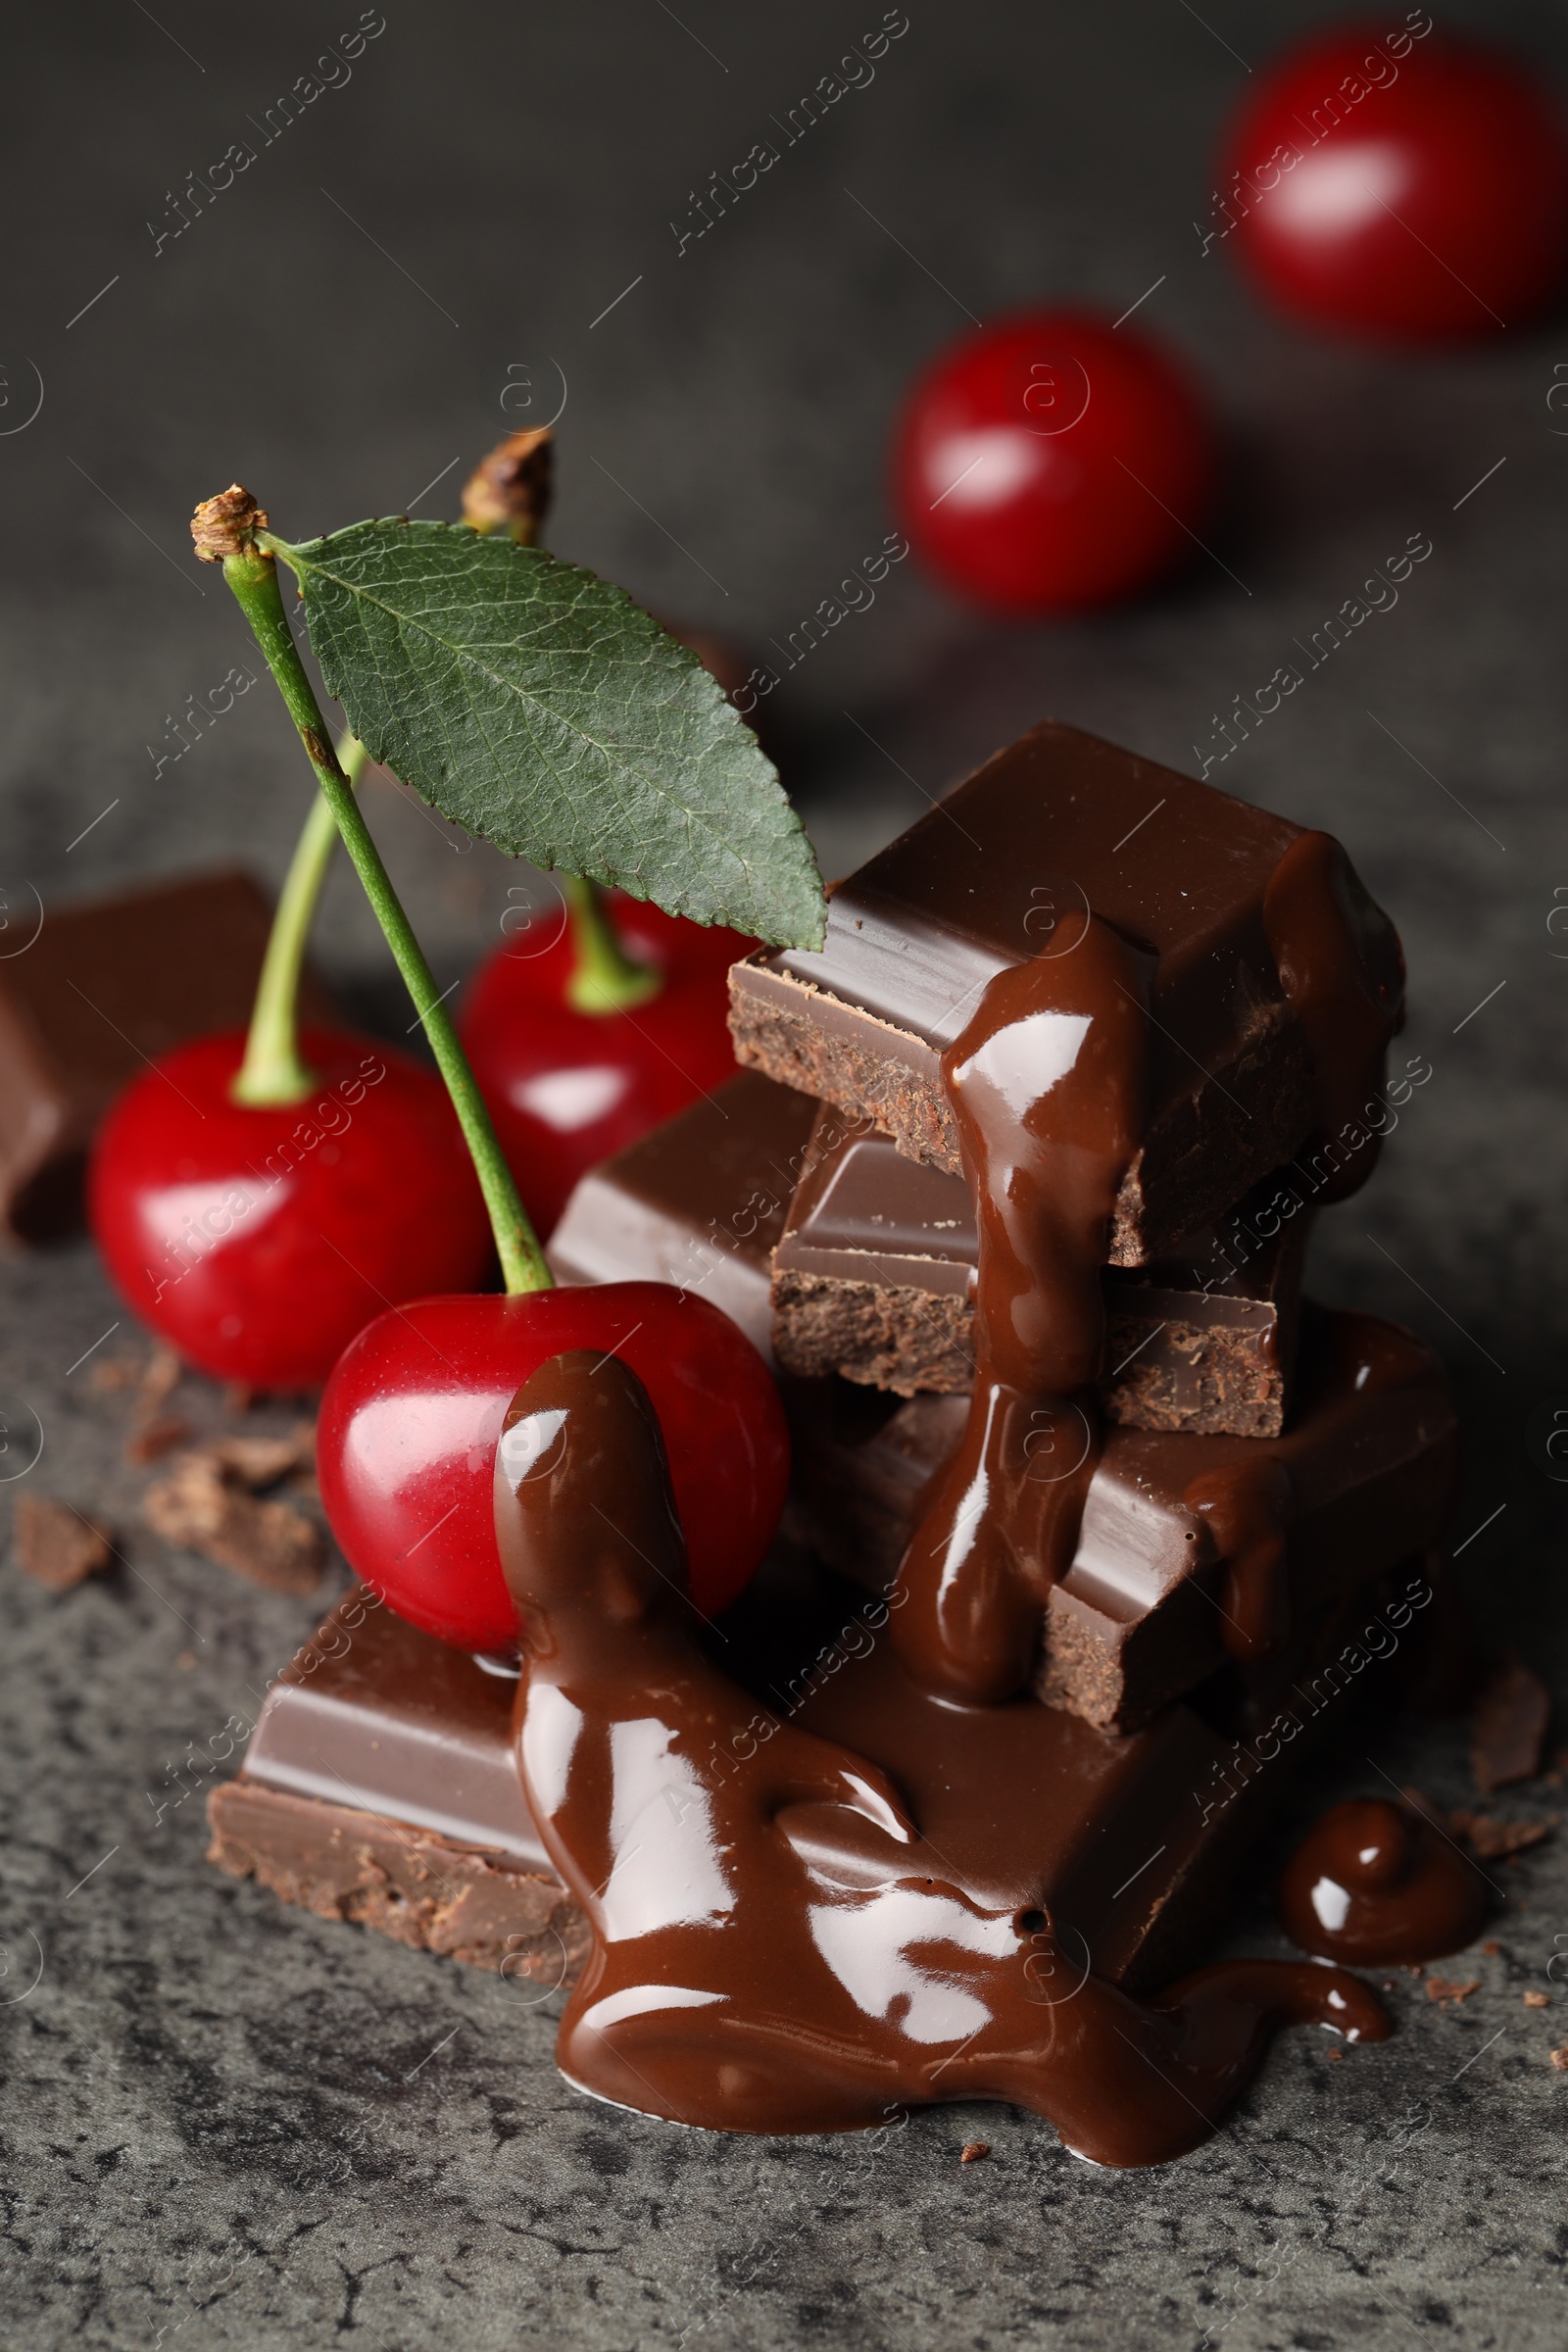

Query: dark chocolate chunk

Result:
[730,722,1399,1261]
[548,1069,819,1361]
[782,1308,1459,1733]
[0,869,336,1244]
[1470,1654,1551,1794]
[771,1102,1309,1435]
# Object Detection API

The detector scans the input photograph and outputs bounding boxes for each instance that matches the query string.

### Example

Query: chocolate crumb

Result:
[89,1355,144,1394]
[175,1650,197,1671]
[1524,1989,1549,2008]
[1471,1654,1551,1795]
[1327,2047,1344,2060]
[1483,1940,1501,1957]
[209,1427,314,1488]
[959,2141,989,2164]
[222,1383,258,1417]
[125,1415,193,1465]
[1426,1976,1481,2004]
[1549,2047,1568,2070]
[13,1494,113,1590]
[143,1448,323,1594]
[139,1346,182,1413]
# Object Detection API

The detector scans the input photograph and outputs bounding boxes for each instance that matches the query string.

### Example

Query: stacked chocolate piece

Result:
[556,721,1456,1713]
[213,722,1459,1997]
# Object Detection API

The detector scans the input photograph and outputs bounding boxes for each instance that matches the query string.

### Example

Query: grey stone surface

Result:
[2,1,1568,2344]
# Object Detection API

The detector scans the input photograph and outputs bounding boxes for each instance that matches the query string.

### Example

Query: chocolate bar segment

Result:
[729,720,1400,1260]
[207,1592,585,1984]
[771,1102,1309,1435]
[548,1070,819,1361]
[0,869,335,1244]
[209,1567,1383,1996]
[783,1308,1458,1733]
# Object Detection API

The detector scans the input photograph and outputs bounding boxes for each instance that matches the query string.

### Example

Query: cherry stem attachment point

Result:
[561,875,662,1015]
[231,734,368,1107]
[219,538,552,1298]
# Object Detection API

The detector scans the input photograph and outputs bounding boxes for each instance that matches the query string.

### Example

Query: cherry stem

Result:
[561,875,662,1014]
[230,734,368,1106]
[219,542,552,1298]
[462,441,662,1018]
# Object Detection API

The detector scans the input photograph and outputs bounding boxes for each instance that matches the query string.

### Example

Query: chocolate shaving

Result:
[125,1415,193,1466]
[960,2141,990,2164]
[1425,1976,1480,2004]
[1549,2047,1568,2070]
[1525,1990,1549,2008]
[1401,1786,1553,1862]
[1446,1809,1556,1862]
[143,1448,323,1594]
[1471,1654,1551,1794]
[12,1494,113,1591]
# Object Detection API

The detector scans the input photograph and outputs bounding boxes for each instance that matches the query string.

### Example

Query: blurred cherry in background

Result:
[1219,25,1568,338]
[892,310,1219,613]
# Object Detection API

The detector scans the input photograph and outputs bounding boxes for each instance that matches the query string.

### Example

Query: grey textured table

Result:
[3,3,1568,2344]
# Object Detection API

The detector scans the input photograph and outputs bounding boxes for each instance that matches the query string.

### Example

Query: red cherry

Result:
[892,310,1218,614]
[459,890,756,1238]
[1220,27,1568,338]
[88,1027,493,1390]
[317,1281,788,1649]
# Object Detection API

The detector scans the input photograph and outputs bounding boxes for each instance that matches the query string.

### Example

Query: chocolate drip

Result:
[891,918,1149,1702]
[1264,831,1404,1205]
[1184,1459,1296,1661]
[1279,1798,1488,1965]
[496,1348,1387,2160]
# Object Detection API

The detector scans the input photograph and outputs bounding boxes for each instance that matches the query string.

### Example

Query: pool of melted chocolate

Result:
[1279,1797,1489,1965]
[495,1349,1388,2167]
[487,828,1407,2159]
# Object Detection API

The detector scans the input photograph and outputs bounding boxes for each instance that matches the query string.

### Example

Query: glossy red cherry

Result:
[88,1026,492,1390]
[317,1280,789,1649]
[891,310,1218,614]
[459,890,756,1238]
[1220,26,1568,338]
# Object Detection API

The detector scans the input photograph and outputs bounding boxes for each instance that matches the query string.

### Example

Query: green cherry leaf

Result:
[265,517,824,948]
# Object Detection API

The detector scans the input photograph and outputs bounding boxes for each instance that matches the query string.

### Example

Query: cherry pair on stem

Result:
[102,455,820,1640]
[92,432,744,1394]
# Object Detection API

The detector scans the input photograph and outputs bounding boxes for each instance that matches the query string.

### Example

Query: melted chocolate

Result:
[890,919,1148,1703]
[1279,1798,1488,1965]
[1264,831,1405,1204]
[1183,1459,1296,1663]
[495,1348,1387,2162]
[886,801,1403,1708]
